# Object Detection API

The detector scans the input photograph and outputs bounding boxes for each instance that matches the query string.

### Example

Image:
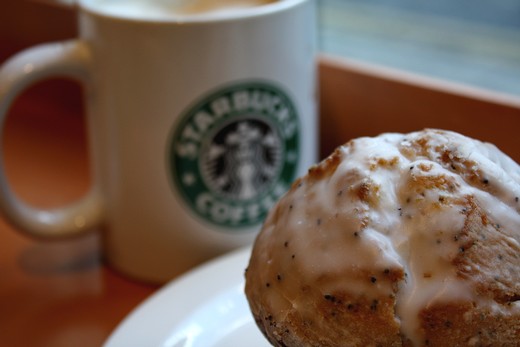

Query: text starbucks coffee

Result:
[174,89,298,160]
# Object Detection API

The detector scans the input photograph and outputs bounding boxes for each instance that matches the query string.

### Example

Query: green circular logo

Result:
[168,81,300,230]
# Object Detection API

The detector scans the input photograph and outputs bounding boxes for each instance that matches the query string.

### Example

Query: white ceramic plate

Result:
[103,247,269,347]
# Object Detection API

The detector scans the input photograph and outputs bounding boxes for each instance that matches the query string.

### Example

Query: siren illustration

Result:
[170,82,300,229]
[201,120,282,201]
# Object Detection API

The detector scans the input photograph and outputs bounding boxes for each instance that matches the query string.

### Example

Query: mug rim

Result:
[78,0,309,24]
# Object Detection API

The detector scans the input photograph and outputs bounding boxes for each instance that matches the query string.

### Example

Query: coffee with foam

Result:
[83,0,280,19]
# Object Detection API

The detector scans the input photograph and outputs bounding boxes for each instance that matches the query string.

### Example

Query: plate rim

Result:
[103,246,253,347]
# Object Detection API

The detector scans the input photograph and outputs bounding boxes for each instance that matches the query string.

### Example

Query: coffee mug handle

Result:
[0,40,104,238]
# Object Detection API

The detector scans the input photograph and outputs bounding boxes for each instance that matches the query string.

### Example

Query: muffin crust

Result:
[245,129,520,346]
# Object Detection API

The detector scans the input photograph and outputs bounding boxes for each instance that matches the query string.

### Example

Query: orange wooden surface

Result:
[318,55,520,162]
[0,79,158,347]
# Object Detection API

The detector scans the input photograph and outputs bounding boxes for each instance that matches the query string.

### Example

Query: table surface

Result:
[0,79,159,347]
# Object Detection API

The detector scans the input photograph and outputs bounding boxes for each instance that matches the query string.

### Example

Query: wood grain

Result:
[319,55,520,162]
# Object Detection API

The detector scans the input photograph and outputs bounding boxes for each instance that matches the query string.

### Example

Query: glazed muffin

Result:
[245,129,520,346]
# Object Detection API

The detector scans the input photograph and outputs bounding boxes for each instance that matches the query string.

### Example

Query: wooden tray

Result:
[319,55,520,162]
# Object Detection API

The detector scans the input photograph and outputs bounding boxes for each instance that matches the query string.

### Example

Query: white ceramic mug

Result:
[0,0,317,283]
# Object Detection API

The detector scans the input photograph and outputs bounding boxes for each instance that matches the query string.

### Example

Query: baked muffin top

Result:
[246,129,520,346]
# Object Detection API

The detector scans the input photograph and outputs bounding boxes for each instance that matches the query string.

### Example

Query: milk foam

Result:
[83,0,279,20]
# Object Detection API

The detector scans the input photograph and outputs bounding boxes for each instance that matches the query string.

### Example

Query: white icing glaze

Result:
[252,129,520,345]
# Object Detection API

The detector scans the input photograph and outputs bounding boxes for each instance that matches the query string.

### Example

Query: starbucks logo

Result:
[168,81,300,230]
[200,118,282,201]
